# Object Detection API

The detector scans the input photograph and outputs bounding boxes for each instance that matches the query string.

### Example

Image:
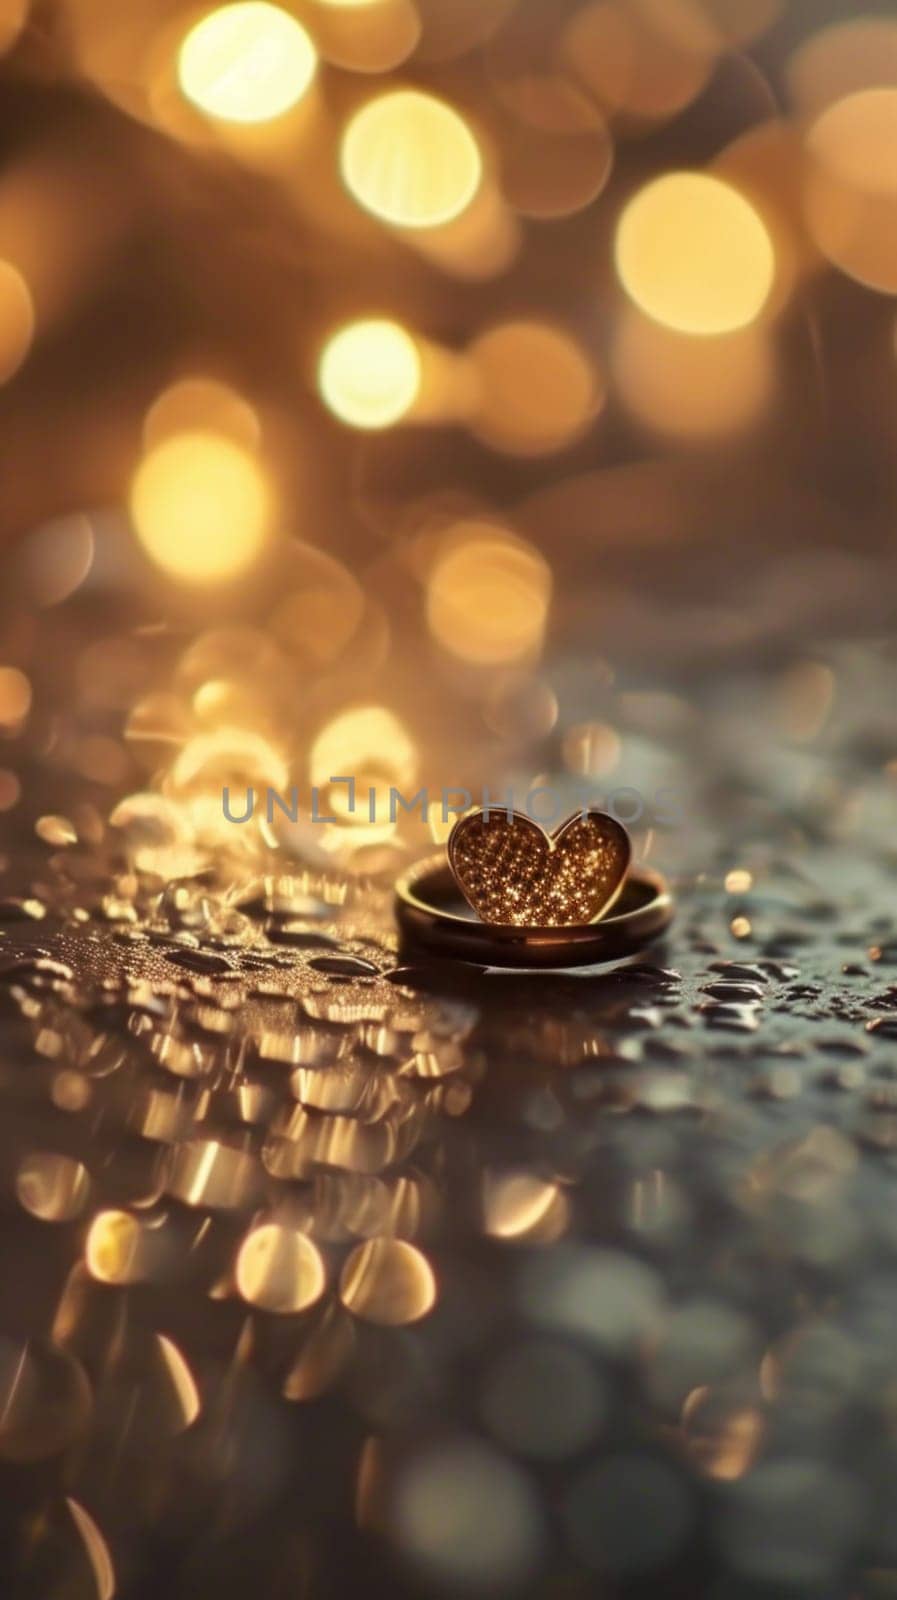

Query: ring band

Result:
[394,855,674,969]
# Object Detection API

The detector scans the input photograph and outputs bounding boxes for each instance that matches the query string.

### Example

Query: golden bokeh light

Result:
[788,18,897,116]
[712,121,807,319]
[130,430,271,582]
[306,0,419,73]
[559,1,713,124]
[469,320,601,456]
[270,545,366,665]
[483,1172,569,1243]
[310,705,417,797]
[426,522,552,666]
[143,376,260,451]
[339,1238,436,1325]
[615,172,775,335]
[65,1500,116,1600]
[86,1210,148,1284]
[178,2,317,124]
[0,259,33,382]
[804,90,897,294]
[0,666,31,730]
[319,319,421,430]
[613,307,774,439]
[341,89,483,229]
[491,72,613,221]
[170,725,288,793]
[235,1224,326,1313]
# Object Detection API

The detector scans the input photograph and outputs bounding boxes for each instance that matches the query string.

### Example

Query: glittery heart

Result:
[448,809,631,928]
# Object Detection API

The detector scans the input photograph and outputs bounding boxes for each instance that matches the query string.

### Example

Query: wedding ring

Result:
[394,854,673,969]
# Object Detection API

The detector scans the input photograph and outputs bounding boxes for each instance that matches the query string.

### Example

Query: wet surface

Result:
[2,702,897,1600]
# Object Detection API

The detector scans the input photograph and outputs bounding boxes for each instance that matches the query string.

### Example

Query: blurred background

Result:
[0,0,896,875]
[4,8,897,1600]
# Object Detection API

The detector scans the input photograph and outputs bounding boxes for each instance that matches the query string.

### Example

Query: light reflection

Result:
[560,1,712,123]
[339,1237,436,1324]
[426,521,551,666]
[144,376,260,451]
[613,308,774,438]
[86,1210,148,1284]
[615,173,775,335]
[341,89,483,229]
[0,258,33,381]
[156,1335,201,1428]
[130,431,272,582]
[788,17,897,115]
[65,1499,116,1600]
[469,320,600,455]
[178,3,318,124]
[310,705,417,797]
[0,666,31,730]
[235,1222,326,1313]
[483,1172,568,1243]
[319,318,421,430]
[804,89,897,293]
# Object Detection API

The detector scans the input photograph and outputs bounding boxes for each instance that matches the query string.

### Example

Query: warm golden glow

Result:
[339,1238,436,1325]
[615,172,775,335]
[560,1,713,123]
[65,1501,116,1600]
[179,2,317,124]
[469,320,600,455]
[0,259,33,381]
[319,319,421,430]
[613,308,773,438]
[804,90,897,293]
[236,1224,326,1313]
[341,89,483,229]
[788,18,897,116]
[144,377,260,451]
[484,1172,569,1243]
[310,705,417,796]
[86,1210,145,1284]
[155,1336,201,1429]
[306,0,419,74]
[130,431,271,582]
[171,726,288,793]
[426,522,552,666]
[0,666,31,729]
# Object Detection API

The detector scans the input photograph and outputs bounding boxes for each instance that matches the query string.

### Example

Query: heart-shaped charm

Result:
[448,808,631,928]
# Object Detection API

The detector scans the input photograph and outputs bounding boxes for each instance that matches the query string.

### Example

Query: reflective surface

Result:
[0,0,896,1593]
[1,640,897,1595]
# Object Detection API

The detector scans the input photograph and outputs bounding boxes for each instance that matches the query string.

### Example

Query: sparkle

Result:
[449,811,630,928]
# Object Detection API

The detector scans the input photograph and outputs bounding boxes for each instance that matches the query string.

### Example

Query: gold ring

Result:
[394,855,674,969]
